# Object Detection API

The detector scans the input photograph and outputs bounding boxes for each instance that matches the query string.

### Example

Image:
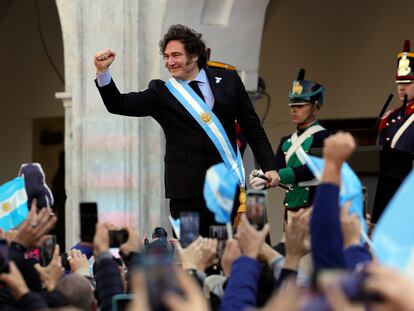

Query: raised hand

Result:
[234,214,269,259]
[94,49,116,73]
[249,169,266,190]
[13,199,57,249]
[264,170,281,188]
[34,244,64,291]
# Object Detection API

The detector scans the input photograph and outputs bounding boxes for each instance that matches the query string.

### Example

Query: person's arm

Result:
[10,200,57,292]
[310,132,355,271]
[93,49,159,118]
[275,208,311,288]
[219,256,261,311]
[278,130,331,184]
[233,72,276,174]
[340,203,373,269]
[220,215,269,310]
[93,223,124,311]
[0,262,48,311]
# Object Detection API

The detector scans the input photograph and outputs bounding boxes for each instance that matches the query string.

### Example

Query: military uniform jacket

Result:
[378,102,414,153]
[275,122,330,209]
[96,68,276,199]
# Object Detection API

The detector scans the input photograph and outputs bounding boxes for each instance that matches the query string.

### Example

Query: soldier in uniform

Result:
[378,40,414,153]
[373,40,414,222]
[250,69,330,214]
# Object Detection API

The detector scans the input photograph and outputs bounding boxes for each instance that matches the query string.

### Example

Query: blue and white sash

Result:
[165,78,245,186]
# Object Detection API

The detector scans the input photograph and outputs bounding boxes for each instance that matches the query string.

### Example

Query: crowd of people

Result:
[1,132,414,311]
[0,23,413,310]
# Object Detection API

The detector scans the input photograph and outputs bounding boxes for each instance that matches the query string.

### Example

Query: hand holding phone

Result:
[39,235,57,267]
[246,190,267,228]
[109,229,129,248]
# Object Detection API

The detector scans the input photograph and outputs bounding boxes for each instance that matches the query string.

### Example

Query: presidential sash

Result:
[165,78,246,190]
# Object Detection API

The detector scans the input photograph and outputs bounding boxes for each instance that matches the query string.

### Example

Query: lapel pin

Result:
[215,77,222,84]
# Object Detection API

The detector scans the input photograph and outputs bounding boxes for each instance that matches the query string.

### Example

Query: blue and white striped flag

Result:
[372,169,414,279]
[0,177,28,232]
[303,154,366,235]
[203,163,238,224]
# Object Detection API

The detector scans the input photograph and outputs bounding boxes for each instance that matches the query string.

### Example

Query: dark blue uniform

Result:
[378,103,414,153]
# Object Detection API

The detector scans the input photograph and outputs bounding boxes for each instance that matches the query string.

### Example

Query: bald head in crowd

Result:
[55,274,96,311]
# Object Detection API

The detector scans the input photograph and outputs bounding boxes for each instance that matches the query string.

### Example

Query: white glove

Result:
[249,169,266,190]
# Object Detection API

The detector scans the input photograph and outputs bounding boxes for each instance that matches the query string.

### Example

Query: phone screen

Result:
[109,229,129,248]
[246,190,267,228]
[79,202,98,243]
[209,225,227,257]
[39,235,57,267]
[179,212,199,248]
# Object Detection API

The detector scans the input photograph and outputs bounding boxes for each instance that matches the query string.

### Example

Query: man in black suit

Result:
[94,24,279,236]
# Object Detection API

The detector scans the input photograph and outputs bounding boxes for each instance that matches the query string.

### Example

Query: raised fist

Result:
[94,49,116,73]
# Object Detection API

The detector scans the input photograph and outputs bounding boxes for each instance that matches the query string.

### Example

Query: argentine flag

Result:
[372,169,414,279]
[0,177,28,232]
[203,163,238,224]
[302,153,366,235]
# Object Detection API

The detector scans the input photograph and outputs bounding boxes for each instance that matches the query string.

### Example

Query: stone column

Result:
[55,0,168,248]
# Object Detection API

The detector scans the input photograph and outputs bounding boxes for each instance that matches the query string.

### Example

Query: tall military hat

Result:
[395,40,414,83]
[289,69,325,106]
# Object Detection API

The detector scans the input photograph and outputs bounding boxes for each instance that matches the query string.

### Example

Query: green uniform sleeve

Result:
[278,167,296,184]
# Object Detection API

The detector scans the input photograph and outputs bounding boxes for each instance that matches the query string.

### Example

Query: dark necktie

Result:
[189,80,205,102]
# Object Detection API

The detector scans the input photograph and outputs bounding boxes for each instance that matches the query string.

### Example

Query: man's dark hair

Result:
[159,24,208,69]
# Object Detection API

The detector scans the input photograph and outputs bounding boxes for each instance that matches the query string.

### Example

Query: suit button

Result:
[386,123,390,126]
[285,203,288,207]
[392,119,396,123]
[386,137,390,141]
[397,116,402,120]
[305,187,310,191]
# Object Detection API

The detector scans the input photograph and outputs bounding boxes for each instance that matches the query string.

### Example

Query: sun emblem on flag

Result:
[2,202,11,213]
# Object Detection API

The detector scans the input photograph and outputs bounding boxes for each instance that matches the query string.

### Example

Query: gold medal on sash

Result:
[200,112,211,123]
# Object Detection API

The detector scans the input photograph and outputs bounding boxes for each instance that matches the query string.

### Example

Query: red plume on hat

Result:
[395,39,414,83]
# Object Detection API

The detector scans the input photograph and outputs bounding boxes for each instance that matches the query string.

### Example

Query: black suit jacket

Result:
[96,68,276,199]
